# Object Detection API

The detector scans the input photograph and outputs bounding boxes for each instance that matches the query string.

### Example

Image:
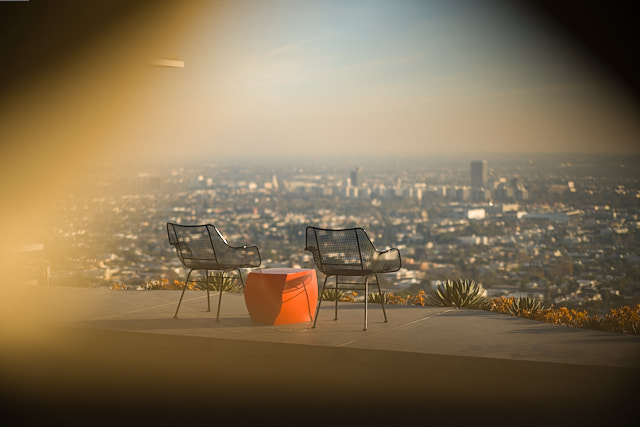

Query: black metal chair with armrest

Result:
[305,226,401,330]
[167,222,261,321]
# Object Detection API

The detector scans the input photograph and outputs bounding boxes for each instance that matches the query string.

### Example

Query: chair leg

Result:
[312,275,330,328]
[205,270,211,312]
[375,274,388,323]
[216,272,225,322]
[174,269,193,318]
[334,275,339,321]
[237,269,245,287]
[364,276,369,331]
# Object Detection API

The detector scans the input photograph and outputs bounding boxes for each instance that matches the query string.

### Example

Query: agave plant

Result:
[508,297,545,316]
[368,291,390,304]
[429,279,488,309]
[196,272,242,293]
[322,289,351,302]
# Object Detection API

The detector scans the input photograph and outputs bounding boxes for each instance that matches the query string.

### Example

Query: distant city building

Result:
[414,187,422,202]
[359,187,372,198]
[470,160,487,189]
[509,177,522,190]
[544,181,573,195]
[454,186,470,202]
[472,188,491,202]
[466,208,486,220]
[350,167,361,187]
[515,186,529,201]
[522,210,582,222]
[494,183,514,201]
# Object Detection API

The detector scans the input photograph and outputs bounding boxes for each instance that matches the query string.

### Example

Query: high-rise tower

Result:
[350,167,361,187]
[470,160,487,189]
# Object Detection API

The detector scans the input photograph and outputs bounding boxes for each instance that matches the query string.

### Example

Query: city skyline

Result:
[21,153,638,315]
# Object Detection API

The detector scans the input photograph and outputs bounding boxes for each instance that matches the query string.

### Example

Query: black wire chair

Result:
[167,223,261,321]
[305,226,401,330]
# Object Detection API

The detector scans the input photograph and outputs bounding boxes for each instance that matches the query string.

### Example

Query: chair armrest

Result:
[304,247,321,268]
[243,244,262,266]
[375,248,402,272]
[227,245,262,267]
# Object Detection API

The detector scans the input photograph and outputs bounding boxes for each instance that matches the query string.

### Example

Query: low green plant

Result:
[603,305,640,334]
[197,272,242,293]
[322,289,347,301]
[582,315,605,331]
[368,291,390,304]
[429,279,488,309]
[508,297,545,316]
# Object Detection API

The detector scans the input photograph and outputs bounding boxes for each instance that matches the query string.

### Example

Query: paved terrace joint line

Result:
[90,294,208,321]
[336,308,456,347]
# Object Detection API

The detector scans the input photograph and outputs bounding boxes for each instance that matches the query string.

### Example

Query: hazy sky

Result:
[126,0,639,159]
[2,0,639,172]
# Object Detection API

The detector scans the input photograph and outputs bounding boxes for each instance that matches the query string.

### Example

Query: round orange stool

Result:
[244,268,318,325]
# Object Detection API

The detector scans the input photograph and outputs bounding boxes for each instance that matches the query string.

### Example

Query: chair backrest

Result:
[167,222,262,270]
[305,226,377,275]
[167,223,226,269]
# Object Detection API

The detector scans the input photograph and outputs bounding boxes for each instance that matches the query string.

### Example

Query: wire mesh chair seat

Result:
[167,222,261,321]
[305,226,401,330]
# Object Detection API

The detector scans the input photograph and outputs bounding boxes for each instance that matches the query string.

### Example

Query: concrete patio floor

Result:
[2,285,639,424]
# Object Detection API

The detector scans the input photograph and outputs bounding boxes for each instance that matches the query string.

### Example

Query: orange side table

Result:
[244,268,318,325]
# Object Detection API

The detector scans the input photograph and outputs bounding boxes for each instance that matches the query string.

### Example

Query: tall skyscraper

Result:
[350,167,361,187]
[470,160,487,189]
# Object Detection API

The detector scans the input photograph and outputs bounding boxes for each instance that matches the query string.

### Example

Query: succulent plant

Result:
[197,272,242,293]
[368,291,390,304]
[429,279,488,308]
[321,289,347,301]
[509,296,545,315]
